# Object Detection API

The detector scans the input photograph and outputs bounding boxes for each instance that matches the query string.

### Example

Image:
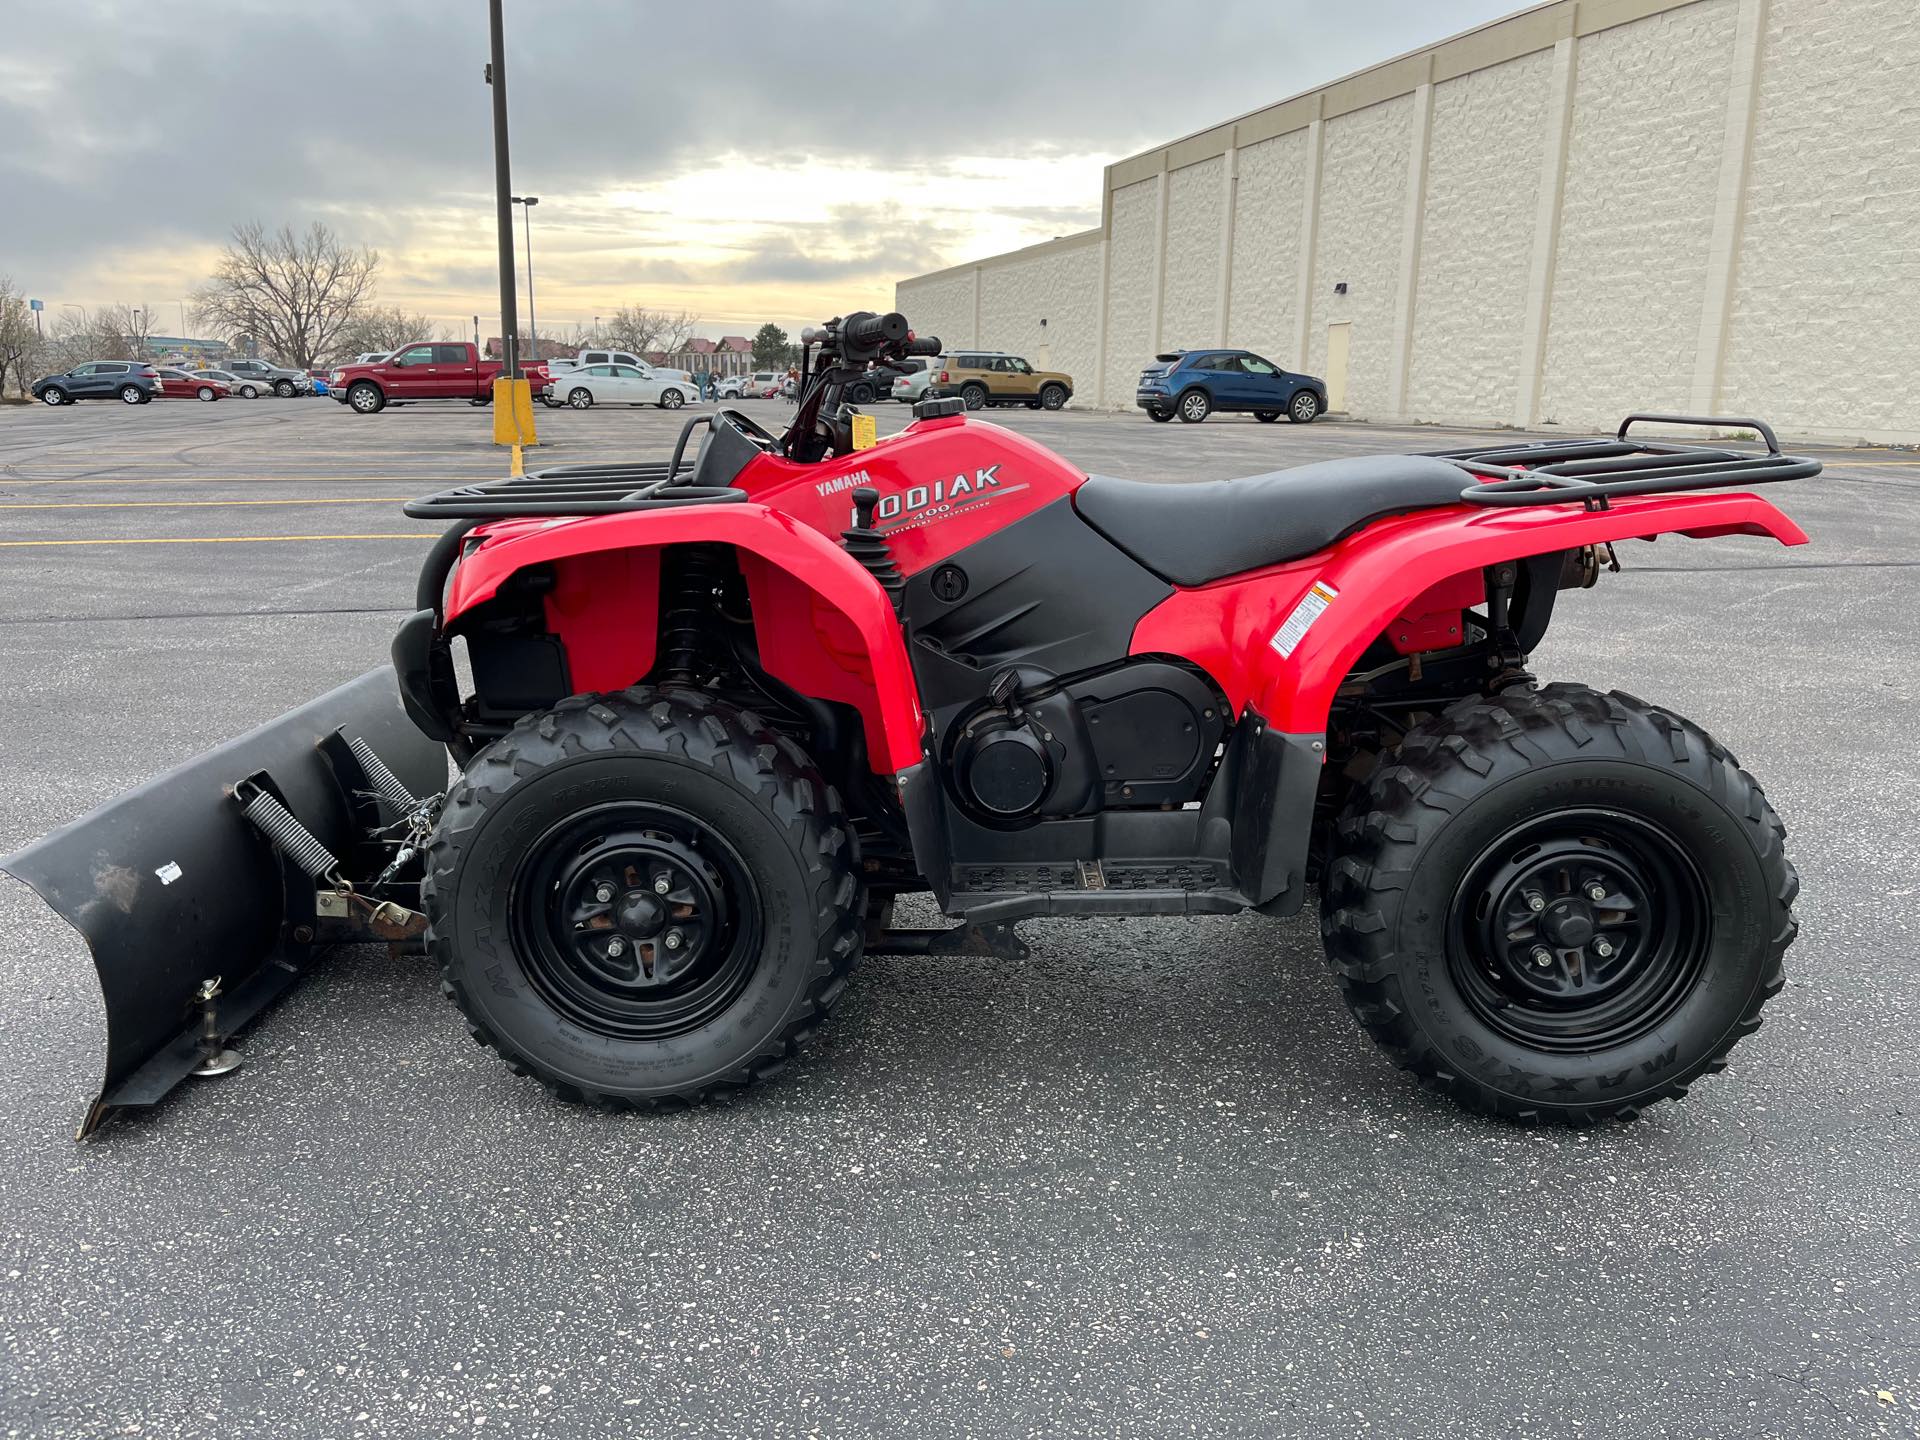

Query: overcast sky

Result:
[1,1,1519,342]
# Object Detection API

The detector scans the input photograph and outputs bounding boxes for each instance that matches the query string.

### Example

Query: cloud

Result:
[1,0,1519,333]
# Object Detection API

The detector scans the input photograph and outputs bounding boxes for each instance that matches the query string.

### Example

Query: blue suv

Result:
[1135,349,1327,425]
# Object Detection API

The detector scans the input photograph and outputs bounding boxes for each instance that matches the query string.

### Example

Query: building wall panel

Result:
[1405,49,1553,423]
[1226,130,1309,364]
[1537,0,1738,427]
[1306,95,1414,416]
[1721,0,1920,438]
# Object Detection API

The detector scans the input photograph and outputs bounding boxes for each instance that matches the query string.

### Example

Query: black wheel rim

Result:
[509,801,763,1040]
[1446,808,1710,1052]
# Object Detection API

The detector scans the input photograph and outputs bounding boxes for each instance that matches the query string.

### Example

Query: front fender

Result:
[1130,491,1806,735]
[442,504,926,773]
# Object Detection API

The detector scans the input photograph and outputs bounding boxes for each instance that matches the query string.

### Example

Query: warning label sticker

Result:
[1269,581,1339,658]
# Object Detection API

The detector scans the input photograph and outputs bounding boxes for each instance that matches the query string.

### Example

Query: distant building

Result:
[139,336,230,362]
[662,335,754,377]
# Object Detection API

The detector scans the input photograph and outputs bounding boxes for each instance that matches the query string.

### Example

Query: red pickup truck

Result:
[328,341,550,414]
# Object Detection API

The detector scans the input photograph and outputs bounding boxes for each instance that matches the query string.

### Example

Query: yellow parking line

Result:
[0,533,434,548]
[0,497,412,511]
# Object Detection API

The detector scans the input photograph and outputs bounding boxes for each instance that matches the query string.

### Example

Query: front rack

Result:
[1434,414,1821,510]
[403,461,746,519]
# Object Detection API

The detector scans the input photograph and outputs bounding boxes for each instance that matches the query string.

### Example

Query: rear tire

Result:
[568,388,593,410]
[119,384,144,404]
[1320,684,1796,1125]
[1177,389,1210,423]
[347,381,384,414]
[961,383,988,412]
[427,688,863,1110]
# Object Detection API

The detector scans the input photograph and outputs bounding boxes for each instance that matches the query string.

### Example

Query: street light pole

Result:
[485,0,520,380]
[511,195,540,363]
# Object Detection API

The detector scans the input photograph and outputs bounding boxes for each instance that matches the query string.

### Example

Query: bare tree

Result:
[656,309,699,355]
[327,304,441,363]
[192,221,380,368]
[96,303,160,357]
[601,306,701,357]
[0,278,40,397]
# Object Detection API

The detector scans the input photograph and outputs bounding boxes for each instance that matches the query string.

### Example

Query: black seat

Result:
[1075,454,1469,586]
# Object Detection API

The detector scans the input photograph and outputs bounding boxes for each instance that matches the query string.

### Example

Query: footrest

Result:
[946,858,1243,923]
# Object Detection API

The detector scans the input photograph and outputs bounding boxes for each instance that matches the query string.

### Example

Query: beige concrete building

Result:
[898,0,1920,444]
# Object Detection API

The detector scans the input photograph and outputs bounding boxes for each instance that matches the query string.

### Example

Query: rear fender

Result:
[1130,491,1807,735]
[442,505,925,773]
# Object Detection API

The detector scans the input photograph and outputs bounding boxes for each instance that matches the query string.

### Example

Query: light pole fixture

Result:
[511,195,540,363]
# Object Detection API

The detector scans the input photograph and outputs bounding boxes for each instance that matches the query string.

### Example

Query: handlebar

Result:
[801,311,922,362]
[842,311,909,349]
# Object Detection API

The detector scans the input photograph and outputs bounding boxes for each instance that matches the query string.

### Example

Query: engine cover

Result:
[944,660,1226,825]
[954,718,1054,817]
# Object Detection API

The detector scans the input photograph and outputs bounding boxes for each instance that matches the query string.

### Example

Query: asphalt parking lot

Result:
[1,395,1915,1438]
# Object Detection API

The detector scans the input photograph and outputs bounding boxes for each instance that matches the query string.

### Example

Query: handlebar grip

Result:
[841,311,909,348]
[800,325,830,346]
[904,335,941,357]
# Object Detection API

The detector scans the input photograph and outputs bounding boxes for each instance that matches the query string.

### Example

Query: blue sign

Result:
[28,299,43,312]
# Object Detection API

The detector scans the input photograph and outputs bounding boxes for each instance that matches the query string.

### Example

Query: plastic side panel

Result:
[542,547,661,694]
[444,505,924,774]
[1131,493,1806,733]
[729,417,1086,576]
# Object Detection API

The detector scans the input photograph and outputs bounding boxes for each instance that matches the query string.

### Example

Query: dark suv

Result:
[223,357,311,397]
[1136,349,1326,424]
[31,361,162,406]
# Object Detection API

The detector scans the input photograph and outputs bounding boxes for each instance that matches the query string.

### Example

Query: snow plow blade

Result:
[1,667,445,1139]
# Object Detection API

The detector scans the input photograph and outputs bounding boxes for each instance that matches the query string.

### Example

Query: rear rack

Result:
[403,461,746,519]
[1434,414,1820,510]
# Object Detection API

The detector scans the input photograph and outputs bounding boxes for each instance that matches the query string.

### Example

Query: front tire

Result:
[1146,407,1172,423]
[660,387,685,410]
[427,689,862,1109]
[1177,388,1210,423]
[197,385,217,401]
[274,380,296,398]
[347,381,384,414]
[1039,383,1068,411]
[40,387,67,406]
[1255,410,1279,423]
[1321,684,1796,1125]
[1289,391,1321,423]
[240,383,262,400]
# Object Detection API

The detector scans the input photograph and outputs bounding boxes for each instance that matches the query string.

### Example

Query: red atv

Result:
[5,311,1814,1135]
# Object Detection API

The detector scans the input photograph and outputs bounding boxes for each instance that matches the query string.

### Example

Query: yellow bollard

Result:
[491,376,539,454]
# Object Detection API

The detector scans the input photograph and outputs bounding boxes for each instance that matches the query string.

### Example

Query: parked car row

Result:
[26,340,1326,430]
[29,354,324,406]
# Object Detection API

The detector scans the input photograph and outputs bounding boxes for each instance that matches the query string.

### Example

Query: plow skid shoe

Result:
[1,667,445,1139]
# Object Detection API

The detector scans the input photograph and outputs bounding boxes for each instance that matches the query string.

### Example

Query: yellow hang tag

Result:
[850,412,878,451]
